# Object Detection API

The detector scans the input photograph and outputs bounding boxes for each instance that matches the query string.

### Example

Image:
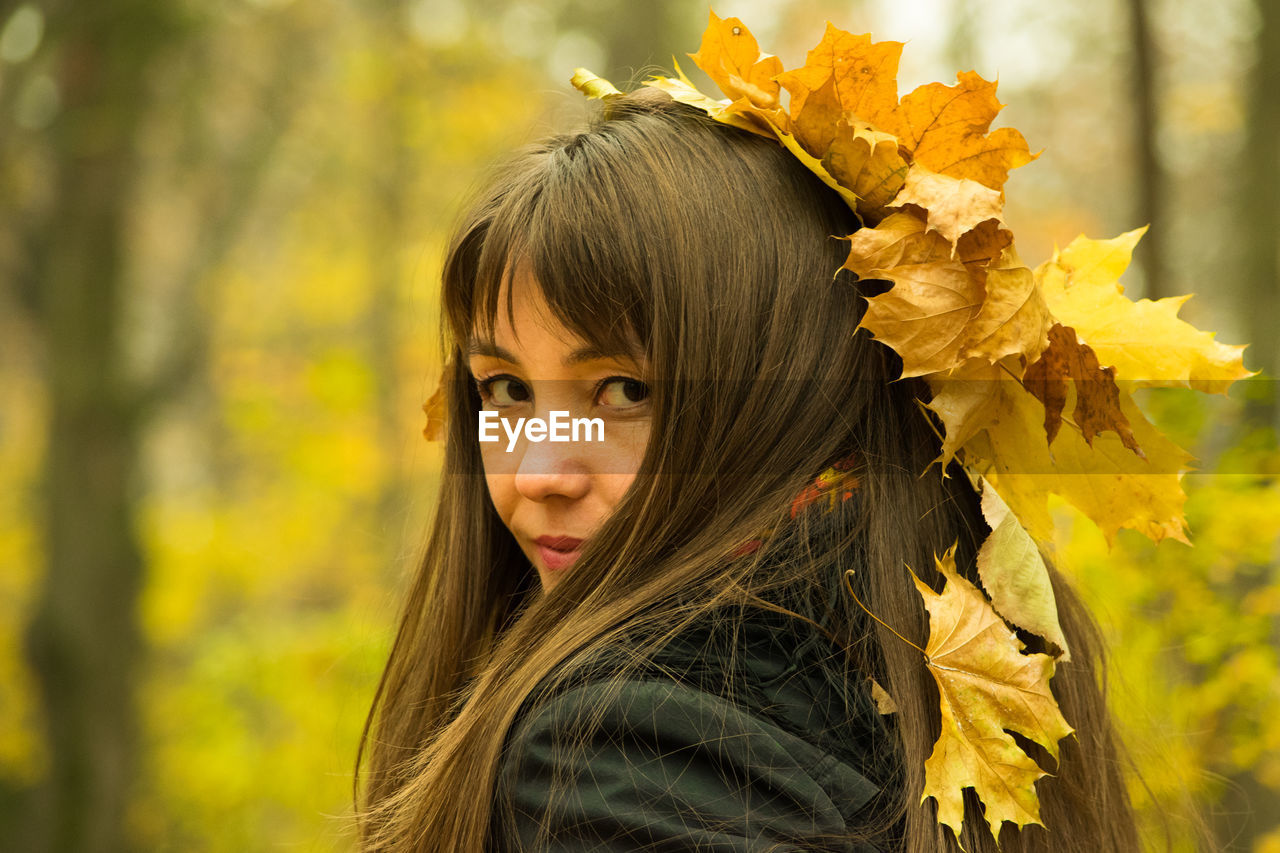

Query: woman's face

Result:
[467,269,651,592]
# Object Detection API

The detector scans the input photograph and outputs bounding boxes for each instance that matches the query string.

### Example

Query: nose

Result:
[513,435,592,503]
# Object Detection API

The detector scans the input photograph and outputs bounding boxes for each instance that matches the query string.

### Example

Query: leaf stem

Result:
[843,570,928,658]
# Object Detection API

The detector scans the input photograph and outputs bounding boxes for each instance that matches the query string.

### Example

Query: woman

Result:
[356,89,1139,851]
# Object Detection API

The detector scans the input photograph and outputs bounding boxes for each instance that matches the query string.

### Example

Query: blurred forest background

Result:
[1,0,1278,850]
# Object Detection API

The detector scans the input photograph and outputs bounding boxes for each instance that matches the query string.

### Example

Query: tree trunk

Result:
[1241,0,1280,428]
[21,2,174,849]
[367,3,414,558]
[1126,0,1167,300]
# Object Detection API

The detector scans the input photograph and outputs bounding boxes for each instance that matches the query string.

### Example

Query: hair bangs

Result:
[447,131,657,364]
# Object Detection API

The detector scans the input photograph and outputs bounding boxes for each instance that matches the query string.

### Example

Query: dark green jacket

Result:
[490,606,902,851]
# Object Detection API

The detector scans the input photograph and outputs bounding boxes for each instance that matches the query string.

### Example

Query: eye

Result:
[596,376,649,408]
[476,374,530,407]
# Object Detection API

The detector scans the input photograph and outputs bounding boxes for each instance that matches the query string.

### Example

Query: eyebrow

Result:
[466,340,643,367]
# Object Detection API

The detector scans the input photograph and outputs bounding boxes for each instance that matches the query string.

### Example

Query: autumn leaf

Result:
[924,359,1009,466]
[771,124,864,211]
[868,678,898,715]
[888,166,1006,248]
[823,118,908,221]
[422,369,447,442]
[976,479,1070,659]
[774,23,1034,192]
[921,230,1248,548]
[651,17,1036,230]
[885,71,1037,191]
[640,66,858,206]
[843,212,983,378]
[1023,323,1142,453]
[688,10,783,111]
[639,70,755,133]
[970,261,1049,366]
[956,217,1013,264]
[775,24,904,156]
[569,68,621,101]
[965,382,1192,545]
[1036,229,1253,393]
[843,212,1050,376]
[926,363,1192,545]
[913,545,1073,842]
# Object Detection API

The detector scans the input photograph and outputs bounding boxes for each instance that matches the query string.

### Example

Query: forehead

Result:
[468,266,642,365]
[447,138,658,365]
[471,263,575,345]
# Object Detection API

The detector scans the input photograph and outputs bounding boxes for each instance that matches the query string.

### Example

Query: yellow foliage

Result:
[965,380,1192,545]
[1061,435,1280,848]
[0,369,46,782]
[688,12,783,111]
[629,16,1249,563]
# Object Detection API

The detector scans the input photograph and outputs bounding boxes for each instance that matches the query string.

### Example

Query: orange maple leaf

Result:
[775,24,903,156]
[774,23,1034,192]
[823,118,908,222]
[421,369,448,442]
[688,11,784,112]
[885,70,1037,191]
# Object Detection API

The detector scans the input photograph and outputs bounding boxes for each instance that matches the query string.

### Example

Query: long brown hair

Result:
[357,91,1139,851]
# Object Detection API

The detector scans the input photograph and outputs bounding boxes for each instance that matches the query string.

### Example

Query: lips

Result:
[534,535,585,571]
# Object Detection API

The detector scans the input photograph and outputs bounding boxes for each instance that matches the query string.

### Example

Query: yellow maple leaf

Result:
[843,212,1050,376]
[770,123,864,212]
[924,359,1009,466]
[1036,229,1253,393]
[568,67,621,101]
[774,23,1033,193]
[921,230,1248,547]
[976,479,1070,660]
[963,380,1192,545]
[913,545,1073,843]
[641,68,772,138]
[640,65,861,210]
[926,356,1191,546]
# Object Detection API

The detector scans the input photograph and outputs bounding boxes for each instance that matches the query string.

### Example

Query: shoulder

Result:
[496,678,886,852]
[491,614,900,851]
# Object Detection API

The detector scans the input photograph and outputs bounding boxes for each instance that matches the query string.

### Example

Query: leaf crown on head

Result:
[569,10,1252,846]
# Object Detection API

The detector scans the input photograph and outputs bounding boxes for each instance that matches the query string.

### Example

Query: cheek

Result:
[591,423,648,512]
[481,449,517,527]
[595,474,638,516]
